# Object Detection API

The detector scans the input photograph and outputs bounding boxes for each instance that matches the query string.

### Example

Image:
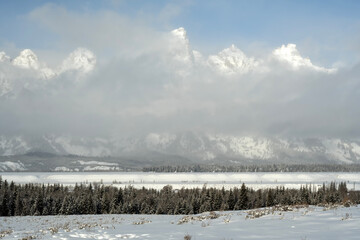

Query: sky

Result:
[1,0,360,139]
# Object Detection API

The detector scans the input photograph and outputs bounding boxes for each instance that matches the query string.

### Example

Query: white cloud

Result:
[28,4,165,58]
[0,73,12,97]
[0,52,10,62]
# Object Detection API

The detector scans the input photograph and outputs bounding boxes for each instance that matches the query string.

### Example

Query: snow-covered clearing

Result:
[0,205,359,239]
[1,172,360,190]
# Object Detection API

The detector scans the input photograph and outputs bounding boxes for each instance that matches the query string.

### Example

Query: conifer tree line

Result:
[0,176,359,216]
[143,164,360,173]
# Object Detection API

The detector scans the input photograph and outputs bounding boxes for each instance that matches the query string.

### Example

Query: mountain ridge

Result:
[1,133,360,164]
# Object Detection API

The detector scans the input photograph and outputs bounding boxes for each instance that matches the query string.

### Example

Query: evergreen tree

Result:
[1,188,9,216]
[227,190,236,210]
[235,183,248,210]
[266,189,274,207]
[0,178,358,217]
[15,190,23,216]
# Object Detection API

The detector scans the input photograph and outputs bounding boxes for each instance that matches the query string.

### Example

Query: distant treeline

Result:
[143,164,360,172]
[1,176,359,217]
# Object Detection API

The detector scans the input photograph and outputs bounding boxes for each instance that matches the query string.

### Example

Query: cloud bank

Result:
[0,4,359,139]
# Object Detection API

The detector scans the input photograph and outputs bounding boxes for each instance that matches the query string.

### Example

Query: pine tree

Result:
[15,190,23,216]
[59,196,70,215]
[227,190,236,210]
[8,188,16,216]
[266,189,274,207]
[1,188,9,216]
[235,183,248,210]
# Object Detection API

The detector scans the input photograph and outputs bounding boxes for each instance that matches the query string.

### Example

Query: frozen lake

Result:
[1,172,360,190]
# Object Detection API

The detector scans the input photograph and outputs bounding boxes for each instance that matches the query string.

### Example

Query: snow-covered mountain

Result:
[59,48,96,74]
[13,49,41,70]
[0,47,96,98]
[167,27,335,75]
[12,49,56,79]
[1,133,360,165]
[168,28,260,75]
[208,44,259,74]
[1,27,337,100]
[169,27,194,65]
[272,44,336,73]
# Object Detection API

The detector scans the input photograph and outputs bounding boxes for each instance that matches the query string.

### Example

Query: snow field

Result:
[0,205,359,239]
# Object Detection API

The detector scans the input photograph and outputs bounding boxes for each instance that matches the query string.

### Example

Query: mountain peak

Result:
[12,49,40,69]
[60,48,96,74]
[208,44,259,74]
[171,27,187,40]
[229,44,237,50]
[12,49,57,80]
[169,27,194,67]
[273,44,308,68]
[273,43,336,73]
[220,44,246,57]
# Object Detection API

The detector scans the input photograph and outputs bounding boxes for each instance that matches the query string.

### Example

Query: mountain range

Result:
[0,28,353,171]
[0,133,359,171]
[0,27,337,99]
[0,47,96,98]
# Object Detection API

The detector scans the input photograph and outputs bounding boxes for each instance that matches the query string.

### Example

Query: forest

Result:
[143,164,360,172]
[1,176,359,217]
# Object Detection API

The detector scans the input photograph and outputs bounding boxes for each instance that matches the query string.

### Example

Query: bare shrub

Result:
[184,234,192,240]
[178,212,221,224]
[0,229,13,238]
[132,218,152,225]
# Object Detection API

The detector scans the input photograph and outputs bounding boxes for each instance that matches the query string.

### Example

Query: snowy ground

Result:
[1,172,360,190]
[0,205,359,239]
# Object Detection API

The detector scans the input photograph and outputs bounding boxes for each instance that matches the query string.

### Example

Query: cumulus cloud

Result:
[0,4,359,139]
